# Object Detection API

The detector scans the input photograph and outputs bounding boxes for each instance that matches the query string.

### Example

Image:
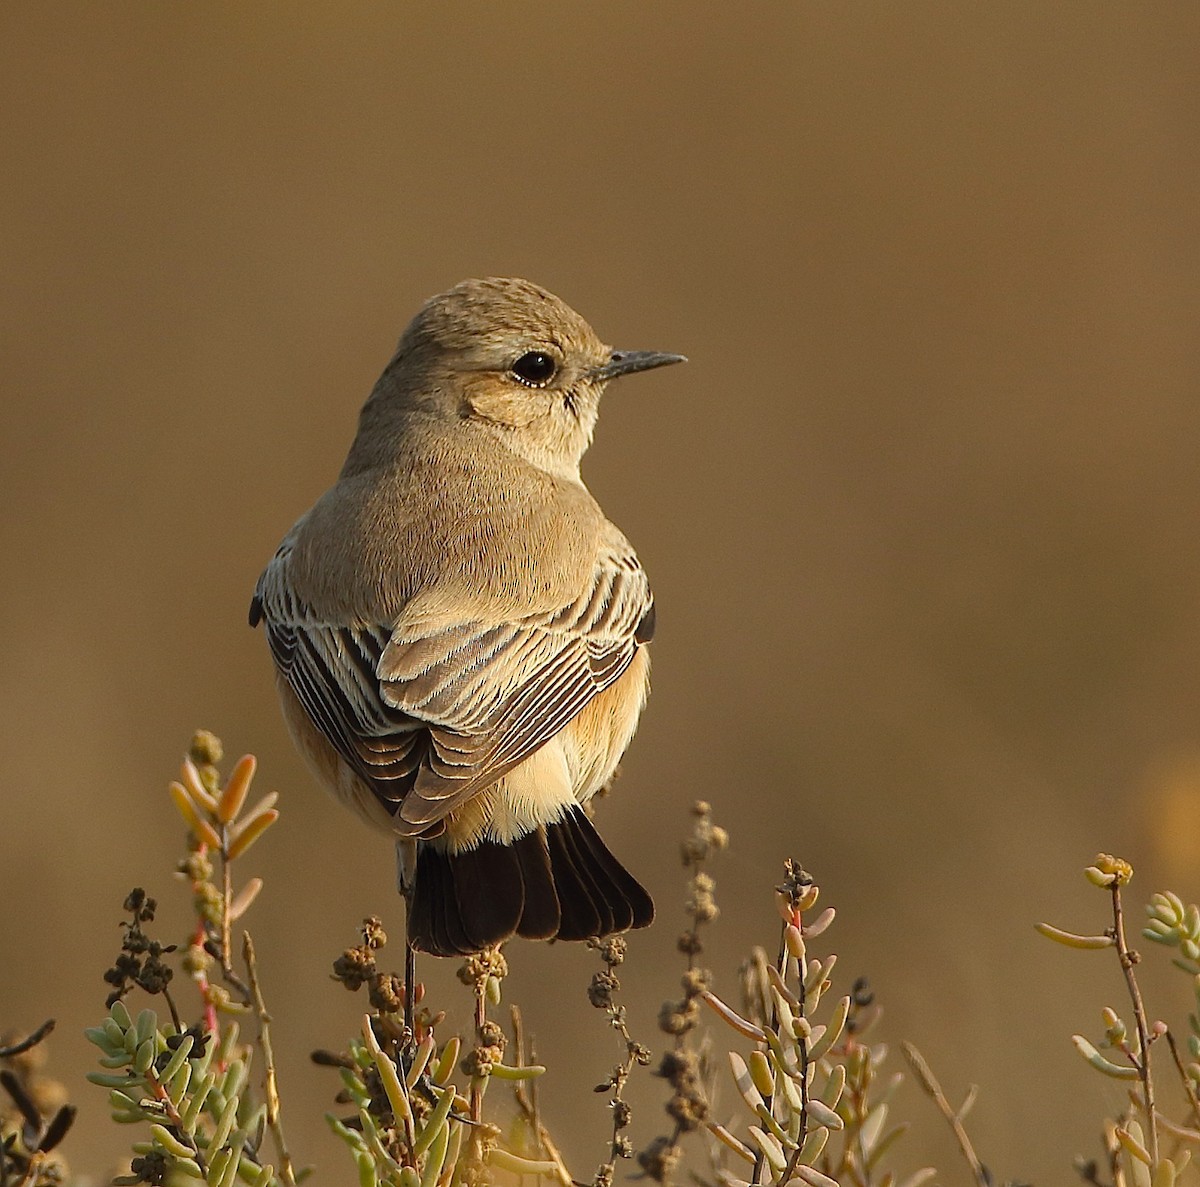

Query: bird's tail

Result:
[406,806,654,957]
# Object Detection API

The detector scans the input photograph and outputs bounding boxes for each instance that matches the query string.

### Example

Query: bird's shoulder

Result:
[254,419,619,629]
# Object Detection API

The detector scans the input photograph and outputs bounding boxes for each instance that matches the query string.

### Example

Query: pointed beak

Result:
[587,349,688,383]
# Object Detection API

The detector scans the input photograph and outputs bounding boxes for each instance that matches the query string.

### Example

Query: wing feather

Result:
[254,535,652,833]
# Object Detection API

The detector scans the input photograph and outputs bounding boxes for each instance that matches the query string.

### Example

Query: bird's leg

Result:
[404,929,416,1046]
[396,839,417,1049]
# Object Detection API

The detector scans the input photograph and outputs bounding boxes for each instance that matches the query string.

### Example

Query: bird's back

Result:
[271,413,607,630]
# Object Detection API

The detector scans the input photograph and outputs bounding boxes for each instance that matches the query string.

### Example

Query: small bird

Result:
[251,277,685,957]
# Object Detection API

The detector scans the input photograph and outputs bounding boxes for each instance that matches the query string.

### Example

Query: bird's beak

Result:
[587,350,687,383]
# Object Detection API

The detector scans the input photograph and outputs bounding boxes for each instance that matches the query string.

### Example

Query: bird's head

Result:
[361,277,685,481]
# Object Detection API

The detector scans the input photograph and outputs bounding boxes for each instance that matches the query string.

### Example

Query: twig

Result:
[774,862,811,1187]
[1163,1027,1200,1131]
[161,986,183,1035]
[471,978,487,1125]
[778,998,812,1182]
[901,1041,989,1187]
[1110,884,1158,1165]
[777,914,813,1187]
[243,932,298,1187]
[0,1021,54,1059]
[642,802,725,1180]
[512,1005,537,1131]
[218,853,249,1000]
[510,1006,573,1187]
[511,1097,574,1187]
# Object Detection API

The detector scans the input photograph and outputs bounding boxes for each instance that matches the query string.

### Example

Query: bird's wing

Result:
[251,540,427,806]
[251,535,653,834]
[379,537,653,827]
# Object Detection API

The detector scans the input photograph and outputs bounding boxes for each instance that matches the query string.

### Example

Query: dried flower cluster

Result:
[587,935,652,1187]
[102,890,178,1014]
[331,917,429,1023]
[639,800,728,1182]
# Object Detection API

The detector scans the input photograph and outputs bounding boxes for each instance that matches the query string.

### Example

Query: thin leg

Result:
[404,933,416,1043]
[396,839,418,1045]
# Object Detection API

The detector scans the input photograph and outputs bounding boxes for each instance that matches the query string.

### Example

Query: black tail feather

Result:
[545,818,605,941]
[410,840,523,956]
[434,855,473,957]
[561,809,655,931]
[407,807,654,956]
[451,840,525,952]
[406,846,438,952]
[513,829,561,939]
[411,845,471,957]
[554,811,618,937]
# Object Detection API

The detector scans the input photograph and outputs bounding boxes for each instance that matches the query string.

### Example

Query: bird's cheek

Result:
[463,379,543,428]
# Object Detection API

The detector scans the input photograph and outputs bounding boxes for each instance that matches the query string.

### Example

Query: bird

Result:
[250,277,685,957]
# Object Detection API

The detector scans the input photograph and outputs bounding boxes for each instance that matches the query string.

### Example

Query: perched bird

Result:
[251,277,685,956]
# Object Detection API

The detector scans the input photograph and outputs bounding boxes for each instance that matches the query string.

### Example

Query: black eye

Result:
[511,351,557,387]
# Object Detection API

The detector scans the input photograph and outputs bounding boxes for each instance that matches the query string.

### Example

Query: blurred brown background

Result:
[3,3,1199,1178]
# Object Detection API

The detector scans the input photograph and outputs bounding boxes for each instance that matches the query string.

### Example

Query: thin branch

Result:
[1110,884,1158,1165]
[901,1042,989,1187]
[0,1021,54,1059]
[243,932,298,1187]
[141,1058,208,1176]
[510,1007,573,1187]
[161,986,183,1035]
[780,914,810,1187]
[755,921,786,1187]
[471,979,487,1125]
[1104,1116,1126,1187]
[218,849,249,1000]
[1163,1027,1200,1131]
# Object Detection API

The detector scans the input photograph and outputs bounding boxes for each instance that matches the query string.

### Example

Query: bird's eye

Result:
[511,351,557,387]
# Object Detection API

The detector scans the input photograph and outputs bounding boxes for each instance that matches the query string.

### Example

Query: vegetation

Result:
[7,732,1200,1187]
